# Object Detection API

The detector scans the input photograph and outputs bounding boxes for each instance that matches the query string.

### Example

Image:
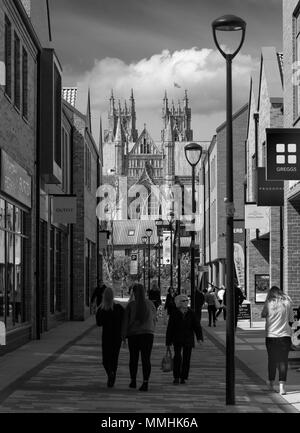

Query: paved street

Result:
[0,303,299,413]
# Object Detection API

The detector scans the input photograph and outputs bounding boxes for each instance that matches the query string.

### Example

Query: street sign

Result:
[266,128,300,180]
[256,167,284,206]
[245,204,269,230]
[162,231,171,265]
[130,252,138,275]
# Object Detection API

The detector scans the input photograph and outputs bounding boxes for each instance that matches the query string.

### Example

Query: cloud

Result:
[72,47,258,140]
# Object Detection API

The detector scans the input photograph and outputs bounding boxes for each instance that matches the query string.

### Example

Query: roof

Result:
[112,219,159,246]
[62,87,78,107]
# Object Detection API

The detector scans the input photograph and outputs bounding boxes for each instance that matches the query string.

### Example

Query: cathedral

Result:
[102,89,198,223]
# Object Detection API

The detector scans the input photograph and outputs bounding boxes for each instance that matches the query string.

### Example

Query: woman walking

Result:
[121,283,157,392]
[148,279,162,310]
[166,294,203,384]
[96,287,124,387]
[205,287,219,327]
[261,286,294,395]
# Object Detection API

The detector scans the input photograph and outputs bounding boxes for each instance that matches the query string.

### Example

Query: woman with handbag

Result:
[166,294,203,385]
[96,286,124,388]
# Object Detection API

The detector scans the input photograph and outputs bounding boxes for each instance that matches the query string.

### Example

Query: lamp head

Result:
[184,142,203,167]
[146,228,153,238]
[212,15,246,59]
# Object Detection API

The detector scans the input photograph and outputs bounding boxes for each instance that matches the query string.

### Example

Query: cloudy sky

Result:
[50,0,282,142]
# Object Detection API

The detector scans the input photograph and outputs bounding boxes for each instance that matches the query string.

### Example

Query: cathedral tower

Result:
[161,90,193,142]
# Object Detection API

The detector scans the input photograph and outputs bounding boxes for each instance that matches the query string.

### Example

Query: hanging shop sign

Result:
[256,167,284,206]
[233,220,244,243]
[0,150,31,208]
[130,252,138,275]
[162,231,171,265]
[245,203,270,231]
[266,128,300,180]
[51,195,77,224]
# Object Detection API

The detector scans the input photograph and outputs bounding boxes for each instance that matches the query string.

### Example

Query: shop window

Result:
[5,16,12,99]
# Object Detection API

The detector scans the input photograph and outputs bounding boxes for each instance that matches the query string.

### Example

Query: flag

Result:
[174,82,181,88]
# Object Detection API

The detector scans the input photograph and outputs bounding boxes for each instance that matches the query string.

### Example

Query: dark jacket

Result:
[96,303,124,345]
[166,308,203,347]
[149,289,161,309]
[223,287,245,312]
[164,293,176,315]
[194,290,205,316]
[91,285,106,307]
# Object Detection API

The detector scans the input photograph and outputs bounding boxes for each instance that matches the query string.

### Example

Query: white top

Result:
[217,289,225,301]
[261,297,294,338]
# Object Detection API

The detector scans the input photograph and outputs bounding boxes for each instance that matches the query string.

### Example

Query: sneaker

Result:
[139,381,148,392]
[279,381,286,395]
[129,380,136,389]
[173,378,180,385]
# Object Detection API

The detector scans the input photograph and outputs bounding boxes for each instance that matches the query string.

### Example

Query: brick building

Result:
[199,104,248,290]
[282,0,300,306]
[245,47,284,319]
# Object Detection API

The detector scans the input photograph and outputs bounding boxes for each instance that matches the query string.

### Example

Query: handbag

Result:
[161,347,173,372]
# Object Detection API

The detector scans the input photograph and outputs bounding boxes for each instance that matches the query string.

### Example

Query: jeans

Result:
[173,345,193,380]
[265,337,291,382]
[207,305,216,325]
[102,339,122,376]
[128,333,154,381]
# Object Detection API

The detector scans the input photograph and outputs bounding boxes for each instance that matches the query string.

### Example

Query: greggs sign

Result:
[266,128,300,180]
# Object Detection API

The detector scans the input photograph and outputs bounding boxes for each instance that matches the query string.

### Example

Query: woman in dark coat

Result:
[96,286,124,387]
[148,279,161,310]
[166,294,203,384]
[164,287,177,316]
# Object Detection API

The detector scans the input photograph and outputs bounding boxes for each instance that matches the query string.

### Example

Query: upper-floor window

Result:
[22,48,28,119]
[5,16,12,99]
[294,8,300,118]
[14,32,21,110]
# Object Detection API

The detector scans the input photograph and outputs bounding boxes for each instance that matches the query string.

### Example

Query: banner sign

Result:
[266,128,300,180]
[162,231,171,265]
[233,220,244,243]
[130,252,138,275]
[52,196,77,224]
[256,167,284,206]
[245,204,270,230]
[234,243,244,292]
[0,149,32,208]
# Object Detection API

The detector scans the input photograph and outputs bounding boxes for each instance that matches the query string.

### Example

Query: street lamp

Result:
[212,14,246,406]
[184,143,202,312]
[145,228,153,295]
[167,212,175,290]
[155,218,164,291]
[142,236,147,289]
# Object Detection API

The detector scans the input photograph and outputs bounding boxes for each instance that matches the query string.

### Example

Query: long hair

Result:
[131,283,148,323]
[99,286,114,311]
[266,286,291,310]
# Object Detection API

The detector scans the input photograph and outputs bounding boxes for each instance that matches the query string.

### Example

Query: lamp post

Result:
[142,236,147,289]
[184,143,203,311]
[146,228,153,295]
[155,218,163,291]
[212,14,246,406]
[167,212,175,290]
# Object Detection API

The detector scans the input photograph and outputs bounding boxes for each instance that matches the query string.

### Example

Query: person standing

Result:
[166,294,203,384]
[121,283,157,392]
[215,285,226,320]
[96,287,124,387]
[205,287,219,327]
[223,284,245,328]
[148,279,161,310]
[194,287,205,323]
[261,286,294,395]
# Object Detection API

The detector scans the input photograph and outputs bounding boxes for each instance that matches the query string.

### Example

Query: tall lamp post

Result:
[146,228,153,296]
[212,15,246,406]
[155,218,163,291]
[142,236,147,289]
[167,212,175,290]
[184,143,203,311]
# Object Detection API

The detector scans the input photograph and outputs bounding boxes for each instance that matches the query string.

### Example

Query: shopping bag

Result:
[161,347,173,372]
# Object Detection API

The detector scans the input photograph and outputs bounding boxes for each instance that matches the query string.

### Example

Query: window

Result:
[128,230,135,236]
[14,32,21,110]
[22,48,28,118]
[54,65,62,166]
[295,9,300,118]
[5,16,12,98]
[0,199,28,329]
